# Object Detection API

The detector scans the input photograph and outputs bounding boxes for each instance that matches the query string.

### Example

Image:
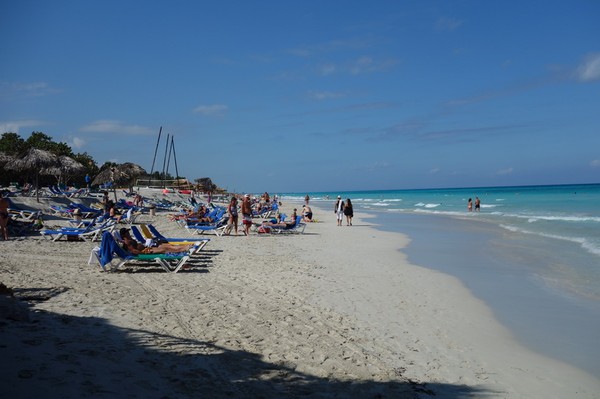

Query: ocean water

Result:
[281,184,600,375]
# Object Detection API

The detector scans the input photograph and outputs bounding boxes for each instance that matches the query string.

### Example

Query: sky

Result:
[1,1,599,193]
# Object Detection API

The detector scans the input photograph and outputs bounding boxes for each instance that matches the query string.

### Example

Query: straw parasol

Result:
[92,162,147,200]
[42,155,86,186]
[0,151,15,166]
[194,177,216,192]
[4,148,60,202]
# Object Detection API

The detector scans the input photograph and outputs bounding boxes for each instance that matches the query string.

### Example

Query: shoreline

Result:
[364,209,600,376]
[300,201,599,395]
[1,193,598,397]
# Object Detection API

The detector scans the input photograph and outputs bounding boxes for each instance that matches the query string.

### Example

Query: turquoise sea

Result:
[281,184,600,376]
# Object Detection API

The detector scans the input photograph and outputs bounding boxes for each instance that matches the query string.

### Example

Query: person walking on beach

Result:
[241,194,253,236]
[467,198,473,212]
[225,196,239,235]
[0,194,10,240]
[475,197,481,212]
[334,196,344,226]
[305,194,310,205]
[344,198,354,226]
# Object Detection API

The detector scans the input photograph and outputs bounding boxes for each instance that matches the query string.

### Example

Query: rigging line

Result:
[161,133,170,187]
[171,137,180,188]
[149,126,162,176]
[165,135,174,182]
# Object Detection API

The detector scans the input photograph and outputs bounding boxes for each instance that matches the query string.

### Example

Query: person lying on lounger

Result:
[119,228,192,254]
[261,214,297,230]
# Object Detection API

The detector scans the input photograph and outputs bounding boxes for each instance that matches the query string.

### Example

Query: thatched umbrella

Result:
[4,148,60,202]
[194,177,216,192]
[42,155,86,186]
[0,151,15,166]
[92,162,147,201]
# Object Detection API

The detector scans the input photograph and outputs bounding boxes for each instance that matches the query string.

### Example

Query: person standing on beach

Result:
[467,198,473,212]
[334,196,344,226]
[226,196,239,235]
[344,198,354,226]
[0,194,10,240]
[305,194,310,205]
[241,194,253,236]
[85,174,91,189]
[475,197,481,212]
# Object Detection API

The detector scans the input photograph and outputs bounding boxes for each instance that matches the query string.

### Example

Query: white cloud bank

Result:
[79,120,153,135]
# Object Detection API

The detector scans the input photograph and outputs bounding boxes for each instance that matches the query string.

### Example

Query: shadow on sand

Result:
[1,288,498,398]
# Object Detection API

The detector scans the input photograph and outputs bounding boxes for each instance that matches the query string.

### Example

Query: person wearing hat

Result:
[334,195,345,226]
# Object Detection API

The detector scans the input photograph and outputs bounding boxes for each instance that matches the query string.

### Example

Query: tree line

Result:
[0,132,174,188]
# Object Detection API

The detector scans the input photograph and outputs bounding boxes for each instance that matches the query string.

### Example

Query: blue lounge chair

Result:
[90,231,193,273]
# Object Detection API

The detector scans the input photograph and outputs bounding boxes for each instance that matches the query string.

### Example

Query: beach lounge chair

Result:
[265,216,306,234]
[144,224,210,247]
[41,218,115,242]
[180,212,228,236]
[90,231,193,273]
[69,203,102,218]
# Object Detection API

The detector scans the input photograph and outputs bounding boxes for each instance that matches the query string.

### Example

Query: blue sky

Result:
[1,1,599,193]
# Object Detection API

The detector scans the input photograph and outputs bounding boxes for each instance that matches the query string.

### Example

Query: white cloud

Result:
[0,119,46,134]
[318,64,336,76]
[436,17,463,31]
[429,167,441,174]
[71,137,86,149]
[576,53,600,82]
[0,81,59,98]
[308,91,346,100]
[193,104,228,115]
[590,159,600,167]
[79,120,153,135]
[496,167,514,175]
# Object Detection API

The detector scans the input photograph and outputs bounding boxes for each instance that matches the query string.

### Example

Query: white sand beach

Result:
[1,193,598,398]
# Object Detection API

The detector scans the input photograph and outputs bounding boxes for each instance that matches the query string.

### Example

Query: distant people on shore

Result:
[305,194,310,205]
[344,199,353,226]
[475,197,481,212]
[334,196,344,226]
[467,198,473,212]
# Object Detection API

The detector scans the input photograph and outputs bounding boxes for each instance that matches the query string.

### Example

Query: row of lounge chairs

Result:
[40,217,117,242]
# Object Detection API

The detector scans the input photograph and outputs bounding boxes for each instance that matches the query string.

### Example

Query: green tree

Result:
[0,132,27,155]
[25,132,73,156]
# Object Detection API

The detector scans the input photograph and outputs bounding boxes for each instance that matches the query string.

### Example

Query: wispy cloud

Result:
[308,90,347,100]
[193,104,228,115]
[317,56,398,76]
[287,37,373,58]
[435,17,463,32]
[575,53,600,82]
[0,119,47,134]
[496,167,514,175]
[590,159,600,167]
[0,81,59,99]
[79,120,154,135]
